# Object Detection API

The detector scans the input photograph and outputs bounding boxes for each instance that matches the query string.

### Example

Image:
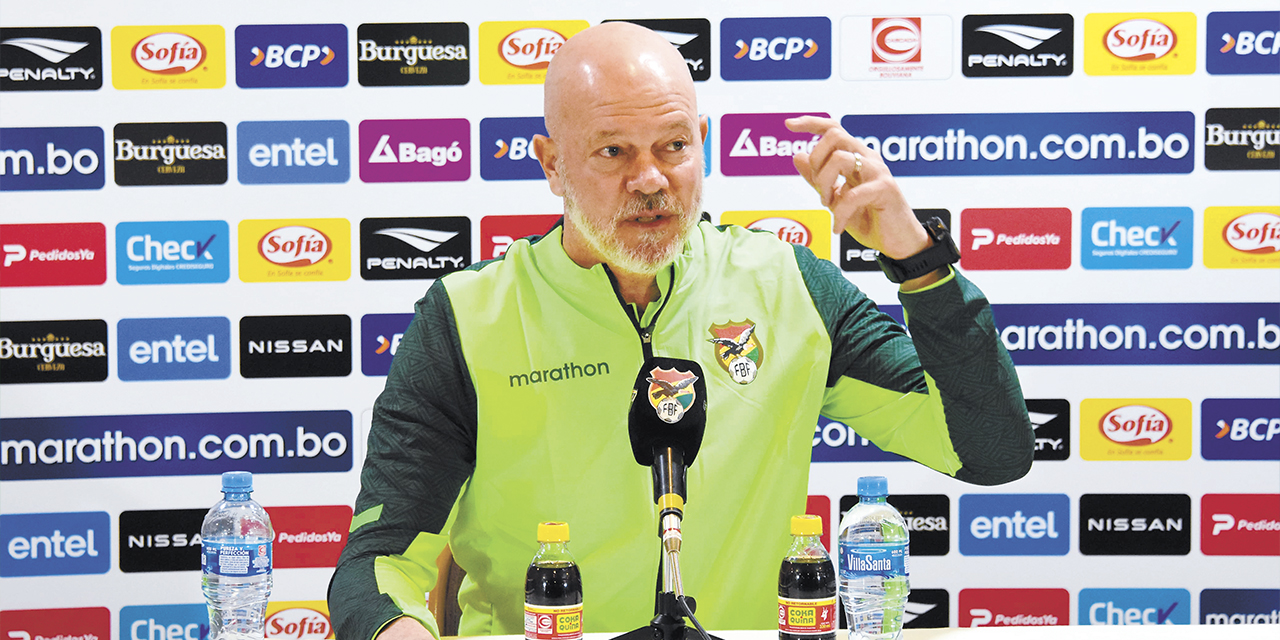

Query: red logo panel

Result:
[0,223,106,287]
[480,214,560,260]
[959,589,1069,627]
[959,208,1071,271]
[1201,494,1280,556]
[265,505,352,568]
[806,494,832,551]
[0,607,110,640]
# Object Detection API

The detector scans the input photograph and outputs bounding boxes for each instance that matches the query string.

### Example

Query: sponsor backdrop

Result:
[0,0,1277,634]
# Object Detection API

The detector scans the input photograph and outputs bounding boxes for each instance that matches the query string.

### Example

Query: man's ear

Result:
[532,135,564,197]
[700,114,709,144]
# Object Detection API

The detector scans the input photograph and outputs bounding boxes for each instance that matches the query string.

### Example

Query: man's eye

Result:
[670,141,686,151]
[604,146,621,157]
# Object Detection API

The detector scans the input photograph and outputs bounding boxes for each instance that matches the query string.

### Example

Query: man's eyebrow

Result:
[587,122,696,146]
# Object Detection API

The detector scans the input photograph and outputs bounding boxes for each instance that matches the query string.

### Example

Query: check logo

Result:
[1212,513,1235,535]
[195,234,216,259]
[1156,602,1178,624]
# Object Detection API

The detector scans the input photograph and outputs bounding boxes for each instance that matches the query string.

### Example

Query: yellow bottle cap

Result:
[537,521,570,543]
[791,514,822,536]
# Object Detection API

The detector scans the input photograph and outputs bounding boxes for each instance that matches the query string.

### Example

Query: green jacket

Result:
[330,221,1032,639]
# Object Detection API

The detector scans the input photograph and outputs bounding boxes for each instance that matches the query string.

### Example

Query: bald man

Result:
[330,23,1032,640]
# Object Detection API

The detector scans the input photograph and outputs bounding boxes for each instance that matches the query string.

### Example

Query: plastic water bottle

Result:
[524,521,583,640]
[838,476,909,640]
[202,471,274,640]
[778,515,836,640]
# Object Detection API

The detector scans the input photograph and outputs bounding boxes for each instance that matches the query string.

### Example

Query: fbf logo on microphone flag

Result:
[646,366,699,424]
[707,320,763,384]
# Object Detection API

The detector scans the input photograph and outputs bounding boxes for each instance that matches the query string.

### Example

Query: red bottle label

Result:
[524,602,583,640]
[778,596,837,635]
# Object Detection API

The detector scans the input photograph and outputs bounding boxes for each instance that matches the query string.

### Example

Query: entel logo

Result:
[500,28,565,69]
[250,44,334,68]
[733,36,819,61]
[133,33,205,73]
[1225,212,1280,254]
[959,494,1069,556]
[1106,20,1176,60]
[260,226,331,267]
[266,607,331,639]
[0,511,110,576]
[872,18,920,63]
[1101,404,1170,445]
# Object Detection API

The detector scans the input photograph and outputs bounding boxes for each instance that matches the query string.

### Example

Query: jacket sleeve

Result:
[328,280,478,639]
[793,245,1033,485]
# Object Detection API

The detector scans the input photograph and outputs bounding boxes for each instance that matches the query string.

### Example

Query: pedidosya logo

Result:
[116,220,229,285]
[842,209,948,272]
[961,14,1073,78]
[480,116,549,181]
[238,120,349,185]
[839,16,953,81]
[1081,207,1193,271]
[113,121,228,186]
[0,26,102,91]
[118,508,205,573]
[959,494,1069,556]
[1084,13,1196,76]
[0,126,104,191]
[1205,107,1279,172]
[1079,494,1191,556]
[960,589,1068,627]
[1206,11,1280,76]
[265,506,350,569]
[720,16,830,81]
[720,210,831,260]
[238,218,350,283]
[111,25,225,89]
[117,317,230,381]
[960,207,1071,271]
[235,24,347,88]
[359,119,470,183]
[1202,398,1280,461]
[480,214,561,260]
[479,20,588,85]
[0,319,107,384]
[361,313,413,377]
[240,315,351,379]
[1201,494,1280,556]
[0,222,106,288]
[357,22,468,87]
[1204,207,1280,269]
[1078,589,1190,625]
[2,607,110,640]
[360,217,470,280]
[0,511,109,576]
[1081,398,1191,461]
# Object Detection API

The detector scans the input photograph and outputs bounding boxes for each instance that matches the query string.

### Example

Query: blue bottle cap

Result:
[857,475,887,497]
[221,471,253,493]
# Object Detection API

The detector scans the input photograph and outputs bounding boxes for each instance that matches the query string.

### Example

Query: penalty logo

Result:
[646,366,699,424]
[708,320,763,384]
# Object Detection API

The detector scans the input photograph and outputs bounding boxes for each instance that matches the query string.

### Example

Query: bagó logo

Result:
[962,14,1073,77]
[239,218,350,283]
[479,20,588,85]
[0,222,106,287]
[0,511,109,576]
[960,208,1071,271]
[840,16,952,81]
[959,494,1069,556]
[119,604,209,640]
[720,210,831,260]
[265,506,351,569]
[0,126,104,191]
[1202,398,1280,461]
[1084,13,1196,76]
[359,119,470,183]
[237,120,349,185]
[1081,399,1190,461]
[1081,207,1193,270]
[235,24,347,88]
[361,313,413,377]
[1207,12,1280,75]
[480,116,549,181]
[111,25,225,89]
[0,26,102,91]
[720,17,830,81]
[960,589,1068,627]
[117,317,230,381]
[1078,588,1190,625]
[721,112,828,176]
[116,220,229,285]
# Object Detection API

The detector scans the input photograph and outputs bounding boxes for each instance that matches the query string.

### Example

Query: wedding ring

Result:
[851,152,864,176]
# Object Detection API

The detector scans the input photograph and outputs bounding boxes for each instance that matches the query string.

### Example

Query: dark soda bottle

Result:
[779,515,837,640]
[524,521,583,640]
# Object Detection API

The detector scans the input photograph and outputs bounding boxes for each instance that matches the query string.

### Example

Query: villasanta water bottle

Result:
[524,521,583,640]
[778,515,837,640]
[202,471,274,640]
[838,476,910,640]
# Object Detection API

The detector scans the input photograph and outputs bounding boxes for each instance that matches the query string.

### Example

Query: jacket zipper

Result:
[604,264,676,362]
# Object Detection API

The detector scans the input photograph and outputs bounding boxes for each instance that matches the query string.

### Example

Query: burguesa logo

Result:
[1105,20,1176,60]
[1225,212,1280,254]
[500,28,565,69]
[266,607,332,639]
[1101,405,1171,446]
[259,226,331,267]
[132,32,205,73]
[748,217,811,246]
[873,18,921,63]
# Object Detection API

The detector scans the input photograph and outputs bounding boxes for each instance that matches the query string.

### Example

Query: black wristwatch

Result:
[876,217,961,284]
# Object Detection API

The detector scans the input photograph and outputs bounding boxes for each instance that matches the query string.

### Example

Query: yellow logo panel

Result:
[1083,13,1196,76]
[1204,206,1280,269]
[720,210,832,260]
[264,601,333,639]
[239,219,350,283]
[111,25,226,89]
[479,20,589,85]
[1080,398,1191,461]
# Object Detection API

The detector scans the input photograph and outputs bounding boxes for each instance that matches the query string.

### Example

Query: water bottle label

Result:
[523,603,583,640]
[778,596,837,635]
[839,541,907,580]
[202,540,272,577]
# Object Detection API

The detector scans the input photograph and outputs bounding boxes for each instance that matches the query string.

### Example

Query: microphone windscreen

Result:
[627,357,707,466]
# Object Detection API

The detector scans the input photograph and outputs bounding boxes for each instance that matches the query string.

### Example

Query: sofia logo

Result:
[1224,211,1280,254]
[500,28,566,69]
[1104,19,1176,61]
[1101,405,1171,445]
[748,217,812,247]
[265,607,332,639]
[872,18,922,64]
[132,32,206,73]
[259,226,332,267]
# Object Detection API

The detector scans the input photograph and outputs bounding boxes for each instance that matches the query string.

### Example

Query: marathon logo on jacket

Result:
[1205,108,1279,171]
[360,216,470,280]
[1079,494,1191,555]
[116,220,229,285]
[1207,12,1280,75]
[110,25,225,89]
[960,207,1071,270]
[359,119,469,183]
[265,506,351,569]
[117,317,230,381]
[812,415,908,463]
[1,607,110,640]
[119,604,209,640]
[1083,13,1196,76]
[0,126,104,191]
[1201,494,1280,556]
[357,22,468,87]
[480,116,550,181]
[478,20,588,85]
[0,222,105,287]
[361,313,412,376]
[240,315,350,379]
[721,210,831,260]
[1204,206,1280,269]
[841,112,1193,176]
[720,17,830,81]
[1200,589,1280,624]
[235,24,347,88]
[238,218,350,282]
[959,494,1069,556]
[0,319,107,384]
[264,601,334,640]
[841,494,949,556]
[720,112,829,176]
[961,14,1072,77]
[1027,399,1070,461]
[1080,398,1191,461]
[960,589,1068,627]
[1078,589,1190,625]
[0,27,101,91]
[840,16,952,81]
[237,120,349,184]
[118,508,205,573]
[1080,207,1192,270]
[0,512,109,576]
[604,18,710,81]
[1202,398,1280,460]
[841,209,948,272]
[113,122,228,186]
[480,214,561,259]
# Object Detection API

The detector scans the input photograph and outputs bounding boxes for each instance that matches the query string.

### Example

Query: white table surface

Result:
[457,627,1279,640]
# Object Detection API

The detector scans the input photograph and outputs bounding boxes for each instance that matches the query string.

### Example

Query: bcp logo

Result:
[265,506,351,568]
[361,313,413,376]
[960,589,1068,627]
[720,17,830,81]
[811,415,907,463]
[2,608,111,640]
[720,210,831,260]
[1202,398,1280,461]
[1204,207,1280,269]
[0,511,109,576]
[1202,494,1280,556]
[479,20,589,85]
[359,119,469,183]
[1080,398,1191,461]
[1207,12,1279,75]
[721,112,828,176]
[480,117,549,181]
[265,601,333,639]
[840,16,953,81]
[1084,13,1196,76]
[111,25,225,89]
[958,494,1068,556]
[0,223,105,287]
[480,214,561,259]
[235,24,347,88]
[116,220,228,285]
[1081,207,1193,270]
[119,604,209,640]
[117,317,230,381]
[1200,589,1280,624]
[239,218,350,282]
[960,208,1070,271]
[0,126,104,191]
[0,26,102,91]
[238,120,349,185]
[1078,589,1190,625]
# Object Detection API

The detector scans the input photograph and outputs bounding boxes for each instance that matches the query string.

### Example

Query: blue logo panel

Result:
[237,120,349,184]
[959,494,1069,556]
[841,112,1194,176]
[117,317,231,381]
[116,220,229,285]
[811,415,907,462]
[1081,207,1193,270]
[0,411,352,480]
[1200,589,1280,624]
[120,604,210,640]
[0,126,104,191]
[1079,589,1191,625]
[1201,398,1280,460]
[1207,12,1280,75]
[720,17,831,80]
[479,117,548,181]
[235,24,348,88]
[361,313,413,376]
[0,511,110,576]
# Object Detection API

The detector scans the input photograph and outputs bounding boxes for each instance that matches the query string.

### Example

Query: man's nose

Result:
[626,152,669,195]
